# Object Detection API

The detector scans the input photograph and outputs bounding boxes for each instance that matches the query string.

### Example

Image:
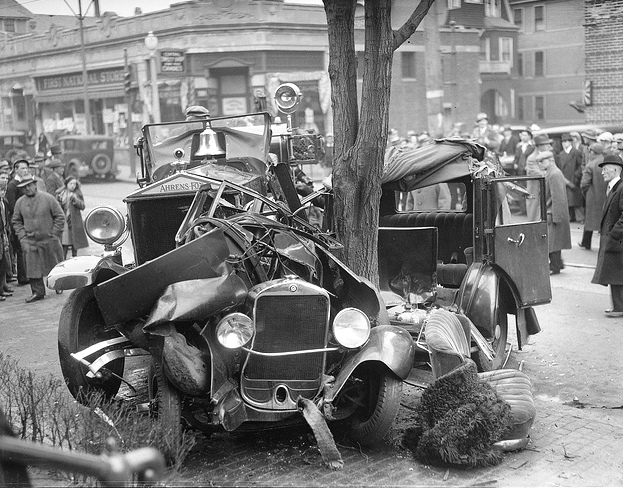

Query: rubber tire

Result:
[92,153,112,176]
[151,360,183,463]
[57,287,124,403]
[472,310,508,372]
[343,364,402,446]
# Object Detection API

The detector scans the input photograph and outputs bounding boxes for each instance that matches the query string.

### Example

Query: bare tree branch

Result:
[393,0,437,50]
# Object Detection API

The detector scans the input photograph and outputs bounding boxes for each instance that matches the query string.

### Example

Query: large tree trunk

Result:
[323,0,436,284]
[325,0,394,284]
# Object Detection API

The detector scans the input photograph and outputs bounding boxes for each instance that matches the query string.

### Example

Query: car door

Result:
[487,176,552,307]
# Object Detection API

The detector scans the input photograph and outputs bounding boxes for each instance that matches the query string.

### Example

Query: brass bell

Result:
[194,127,225,158]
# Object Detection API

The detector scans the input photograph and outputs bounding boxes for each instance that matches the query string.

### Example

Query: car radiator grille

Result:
[244,294,329,381]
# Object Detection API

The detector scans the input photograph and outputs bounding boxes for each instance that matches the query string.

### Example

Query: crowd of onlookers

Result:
[0,148,88,303]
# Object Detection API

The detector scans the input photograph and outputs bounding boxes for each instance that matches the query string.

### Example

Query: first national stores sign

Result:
[35,67,125,91]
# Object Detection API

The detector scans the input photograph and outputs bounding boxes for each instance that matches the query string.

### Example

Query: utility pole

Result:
[78,0,92,134]
[124,49,136,175]
[424,1,444,138]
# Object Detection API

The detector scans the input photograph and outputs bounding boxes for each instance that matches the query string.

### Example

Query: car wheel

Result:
[472,309,508,372]
[149,359,183,463]
[57,287,124,403]
[92,153,112,176]
[337,363,402,446]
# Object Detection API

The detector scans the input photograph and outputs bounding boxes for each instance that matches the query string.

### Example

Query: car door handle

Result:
[507,233,525,246]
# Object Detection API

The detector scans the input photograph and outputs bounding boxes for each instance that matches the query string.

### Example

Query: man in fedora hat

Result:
[45,158,65,195]
[592,154,623,317]
[525,133,554,221]
[471,113,500,152]
[11,176,64,302]
[579,143,607,250]
[536,151,571,275]
[512,127,535,176]
[558,133,584,223]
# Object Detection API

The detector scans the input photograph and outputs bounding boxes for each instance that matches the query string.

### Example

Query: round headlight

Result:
[84,206,126,245]
[332,308,370,349]
[216,313,254,349]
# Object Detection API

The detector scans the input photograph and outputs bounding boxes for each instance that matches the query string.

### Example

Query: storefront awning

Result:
[35,87,125,103]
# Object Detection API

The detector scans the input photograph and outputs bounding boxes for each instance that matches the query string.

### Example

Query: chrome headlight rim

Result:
[332,307,371,349]
[84,205,127,246]
[216,312,255,349]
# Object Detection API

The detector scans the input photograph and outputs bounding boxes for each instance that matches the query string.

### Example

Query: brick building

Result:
[584,0,623,126]
[509,0,587,127]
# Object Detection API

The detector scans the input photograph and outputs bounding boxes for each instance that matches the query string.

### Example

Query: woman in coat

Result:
[56,177,89,258]
[536,151,571,275]
[579,143,607,250]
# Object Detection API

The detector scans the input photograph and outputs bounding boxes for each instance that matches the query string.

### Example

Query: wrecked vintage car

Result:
[377,139,552,371]
[46,107,414,449]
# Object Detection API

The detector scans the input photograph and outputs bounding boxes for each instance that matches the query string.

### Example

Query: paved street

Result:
[1,168,623,486]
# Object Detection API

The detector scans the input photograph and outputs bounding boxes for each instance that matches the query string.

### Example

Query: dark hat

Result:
[519,127,533,137]
[12,158,30,169]
[598,154,623,168]
[533,133,553,145]
[561,133,573,142]
[590,143,604,155]
[64,176,77,186]
[536,151,554,162]
[49,158,64,169]
[50,145,62,155]
[16,176,36,188]
[185,105,210,120]
[34,152,45,162]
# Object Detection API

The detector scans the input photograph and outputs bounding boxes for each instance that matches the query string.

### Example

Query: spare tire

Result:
[92,153,112,176]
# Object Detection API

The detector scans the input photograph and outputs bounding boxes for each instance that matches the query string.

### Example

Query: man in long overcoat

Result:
[11,176,64,302]
[557,133,585,223]
[592,154,623,317]
[536,151,571,275]
[579,143,606,250]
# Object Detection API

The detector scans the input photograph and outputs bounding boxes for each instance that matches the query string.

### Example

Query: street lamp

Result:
[144,31,161,123]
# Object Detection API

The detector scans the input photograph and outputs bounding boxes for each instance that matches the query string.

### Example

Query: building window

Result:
[534,5,545,31]
[517,96,524,121]
[480,37,491,61]
[3,19,15,32]
[485,0,501,17]
[500,37,513,65]
[514,8,524,31]
[448,0,461,8]
[357,51,365,80]
[535,96,545,120]
[401,52,416,79]
[534,51,544,76]
[517,53,523,76]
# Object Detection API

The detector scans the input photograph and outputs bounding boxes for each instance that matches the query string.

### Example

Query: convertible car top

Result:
[381,139,487,192]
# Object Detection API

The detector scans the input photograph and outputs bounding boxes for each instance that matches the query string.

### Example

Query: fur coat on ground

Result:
[403,360,512,468]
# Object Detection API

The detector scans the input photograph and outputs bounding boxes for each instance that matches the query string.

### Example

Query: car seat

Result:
[424,309,536,451]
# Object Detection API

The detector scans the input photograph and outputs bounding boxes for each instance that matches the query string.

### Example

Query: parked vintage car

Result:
[377,139,552,370]
[57,135,118,180]
[46,108,415,452]
[0,130,27,162]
